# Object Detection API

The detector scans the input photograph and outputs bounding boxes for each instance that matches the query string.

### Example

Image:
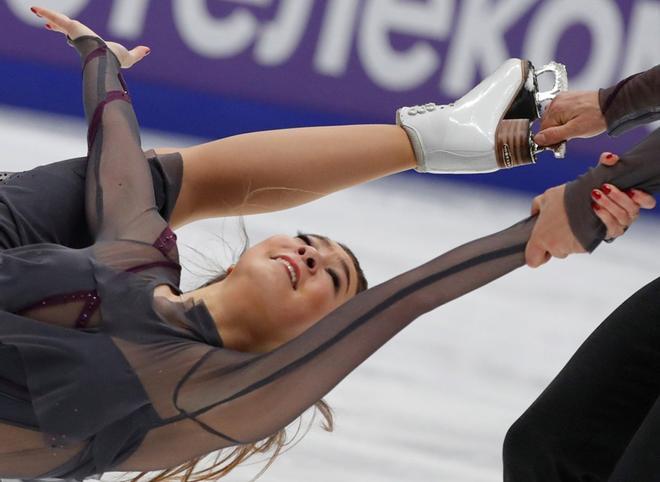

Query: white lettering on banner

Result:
[623,1,660,78]
[6,0,88,25]
[7,0,657,106]
[314,0,361,77]
[108,0,150,39]
[524,0,623,90]
[173,0,267,58]
[359,0,454,91]
[624,1,660,133]
[441,0,535,97]
[254,0,314,66]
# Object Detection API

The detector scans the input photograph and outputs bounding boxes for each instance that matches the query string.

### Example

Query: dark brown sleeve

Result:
[599,65,660,136]
[564,128,660,252]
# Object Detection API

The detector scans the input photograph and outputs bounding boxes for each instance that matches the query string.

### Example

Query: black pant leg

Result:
[607,394,660,481]
[504,276,660,482]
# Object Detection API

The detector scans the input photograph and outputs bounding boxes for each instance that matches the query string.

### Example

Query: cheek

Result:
[291,280,339,324]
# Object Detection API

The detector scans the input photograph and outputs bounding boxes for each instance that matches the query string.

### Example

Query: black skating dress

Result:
[1,35,659,481]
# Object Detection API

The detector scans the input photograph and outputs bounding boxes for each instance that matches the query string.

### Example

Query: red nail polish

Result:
[592,190,602,200]
[602,184,611,195]
[626,190,635,198]
[592,202,600,211]
[606,153,613,159]
[30,7,36,13]
[45,24,52,30]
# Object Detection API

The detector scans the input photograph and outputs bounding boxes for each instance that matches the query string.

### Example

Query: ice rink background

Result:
[1,105,659,482]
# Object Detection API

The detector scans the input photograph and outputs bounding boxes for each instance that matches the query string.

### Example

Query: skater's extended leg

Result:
[158,124,417,224]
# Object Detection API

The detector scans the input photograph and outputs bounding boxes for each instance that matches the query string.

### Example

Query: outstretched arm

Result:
[32,7,171,246]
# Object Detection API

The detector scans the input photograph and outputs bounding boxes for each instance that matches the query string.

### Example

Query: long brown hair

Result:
[118,224,368,482]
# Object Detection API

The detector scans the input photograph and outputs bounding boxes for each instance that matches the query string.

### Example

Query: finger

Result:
[592,202,625,239]
[530,195,542,216]
[44,23,67,35]
[31,6,71,35]
[628,189,657,210]
[525,240,550,268]
[534,121,578,146]
[601,184,639,221]
[592,188,631,226]
[598,152,619,166]
[538,98,562,131]
[31,6,72,26]
[129,45,151,64]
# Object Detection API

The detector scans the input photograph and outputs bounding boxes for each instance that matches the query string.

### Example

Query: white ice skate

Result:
[397,59,568,173]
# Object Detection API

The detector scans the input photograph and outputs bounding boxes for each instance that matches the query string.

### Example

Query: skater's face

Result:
[230,233,363,343]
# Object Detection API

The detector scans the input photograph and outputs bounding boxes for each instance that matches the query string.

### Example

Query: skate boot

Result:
[397,59,568,174]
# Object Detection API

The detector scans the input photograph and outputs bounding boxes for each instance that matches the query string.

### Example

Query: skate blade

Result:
[534,61,568,159]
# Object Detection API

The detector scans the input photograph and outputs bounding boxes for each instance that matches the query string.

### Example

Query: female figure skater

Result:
[0,6,657,482]
[505,66,660,481]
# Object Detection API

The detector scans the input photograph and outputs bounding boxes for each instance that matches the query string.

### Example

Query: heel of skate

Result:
[504,61,540,121]
[496,119,535,168]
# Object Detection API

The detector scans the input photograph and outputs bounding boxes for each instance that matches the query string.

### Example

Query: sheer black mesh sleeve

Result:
[599,64,660,136]
[110,217,535,472]
[70,35,168,245]
[565,127,660,252]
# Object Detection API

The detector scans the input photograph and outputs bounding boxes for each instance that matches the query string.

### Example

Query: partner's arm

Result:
[535,64,660,146]
[600,64,660,136]
[526,130,660,267]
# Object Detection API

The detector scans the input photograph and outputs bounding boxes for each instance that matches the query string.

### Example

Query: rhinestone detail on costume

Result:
[17,290,102,328]
[153,226,178,256]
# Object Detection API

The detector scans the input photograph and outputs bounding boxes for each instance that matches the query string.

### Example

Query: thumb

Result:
[525,241,550,268]
[534,123,574,146]
[531,195,542,216]
[130,45,151,63]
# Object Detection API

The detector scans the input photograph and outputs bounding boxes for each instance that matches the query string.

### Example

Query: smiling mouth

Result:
[273,257,299,289]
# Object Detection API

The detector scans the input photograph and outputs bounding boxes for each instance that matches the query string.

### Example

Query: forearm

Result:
[565,127,660,252]
[72,35,160,241]
[159,124,416,224]
[599,64,660,136]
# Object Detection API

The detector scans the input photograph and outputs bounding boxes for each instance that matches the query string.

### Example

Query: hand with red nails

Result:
[525,151,656,268]
[30,6,150,69]
[534,91,607,147]
[590,151,656,241]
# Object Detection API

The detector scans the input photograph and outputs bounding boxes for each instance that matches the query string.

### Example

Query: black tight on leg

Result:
[504,276,660,481]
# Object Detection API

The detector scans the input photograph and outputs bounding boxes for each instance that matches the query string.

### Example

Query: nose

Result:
[297,245,320,273]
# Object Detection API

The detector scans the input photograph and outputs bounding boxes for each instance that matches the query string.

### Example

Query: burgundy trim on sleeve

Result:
[87,91,131,150]
[126,261,182,273]
[153,226,178,256]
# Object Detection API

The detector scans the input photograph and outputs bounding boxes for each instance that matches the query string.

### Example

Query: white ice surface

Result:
[1,105,659,482]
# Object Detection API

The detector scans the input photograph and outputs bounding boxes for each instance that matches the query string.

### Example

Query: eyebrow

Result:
[311,235,351,295]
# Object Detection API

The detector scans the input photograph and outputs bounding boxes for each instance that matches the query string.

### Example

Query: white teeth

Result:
[276,258,298,287]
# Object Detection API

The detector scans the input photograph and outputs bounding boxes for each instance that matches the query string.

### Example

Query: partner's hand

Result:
[30,6,150,69]
[525,184,585,268]
[534,91,607,147]
[590,152,656,240]
[525,152,656,267]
